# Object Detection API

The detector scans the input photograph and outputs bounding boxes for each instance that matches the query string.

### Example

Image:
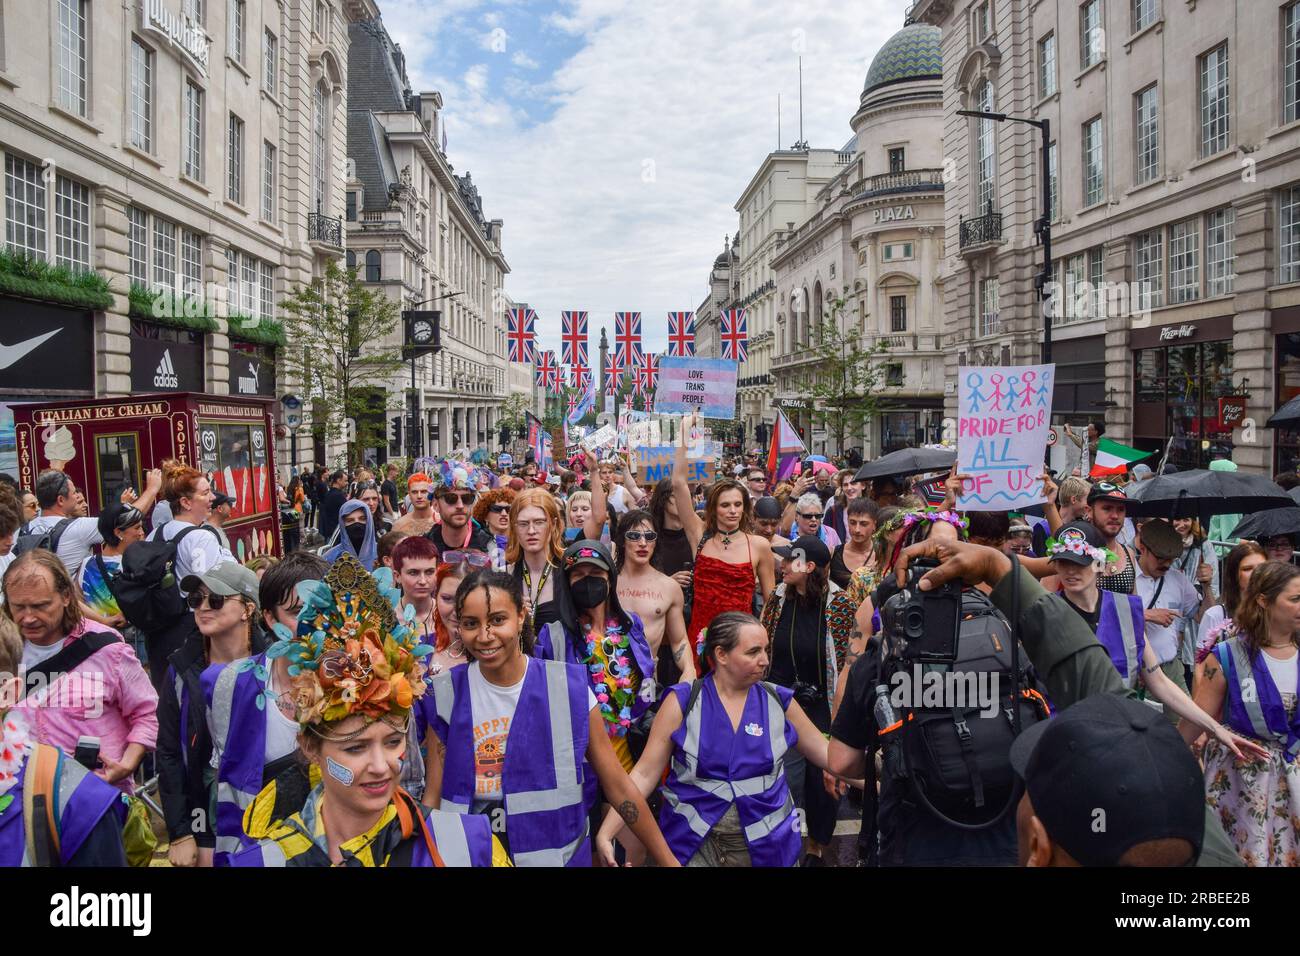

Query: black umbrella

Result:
[1230,508,1300,542]
[854,447,956,482]
[1266,394,1300,429]
[1290,486,1300,507]
[1125,469,1293,522]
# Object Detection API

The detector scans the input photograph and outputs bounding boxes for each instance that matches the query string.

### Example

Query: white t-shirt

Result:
[466,661,596,812]
[1263,647,1299,698]
[0,551,14,602]
[263,691,301,764]
[1134,566,1201,664]
[150,520,233,588]
[25,514,103,576]
[607,484,629,516]
[21,639,64,674]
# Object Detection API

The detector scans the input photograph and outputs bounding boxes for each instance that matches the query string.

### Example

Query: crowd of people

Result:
[1,414,1299,869]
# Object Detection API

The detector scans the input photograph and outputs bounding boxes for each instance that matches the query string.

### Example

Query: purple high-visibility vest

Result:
[0,744,124,866]
[1095,590,1146,689]
[201,652,271,867]
[660,675,802,867]
[430,657,593,867]
[535,613,657,720]
[1215,637,1300,762]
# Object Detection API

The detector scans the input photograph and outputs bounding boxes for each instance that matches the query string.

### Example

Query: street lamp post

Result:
[405,290,462,459]
[956,109,1053,365]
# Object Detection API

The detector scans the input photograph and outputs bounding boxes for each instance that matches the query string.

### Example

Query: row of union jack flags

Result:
[533,349,660,396]
[505,308,749,365]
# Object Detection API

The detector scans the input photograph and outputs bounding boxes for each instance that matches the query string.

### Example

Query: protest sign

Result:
[582,424,618,453]
[633,441,722,484]
[956,364,1054,511]
[497,452,513,470]
[654,357,738,419]
[627,418,661,449]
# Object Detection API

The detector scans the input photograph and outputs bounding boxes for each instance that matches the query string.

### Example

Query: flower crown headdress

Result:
[875,508,969,544]
[1043,532,1115,569]
[266,553,432,730]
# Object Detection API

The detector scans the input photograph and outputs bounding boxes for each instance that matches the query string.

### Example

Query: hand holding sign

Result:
[957,364,1055,511]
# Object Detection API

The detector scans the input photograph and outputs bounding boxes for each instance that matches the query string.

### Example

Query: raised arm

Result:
[672,415,705,549]
[583,447,607,541]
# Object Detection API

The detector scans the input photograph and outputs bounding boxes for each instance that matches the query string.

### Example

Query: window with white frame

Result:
[1082,116,1104,207]
[1134,229,1163,309]
[127,206,149,285]
[1038,33,1057,98]
[129,40,153,153]
[979,278,1000,337]
[1280,186,1300,284]
[1089,246,1104,314]
[1205,207,1235,297]
[56,0,87,117]
[312,84,328,213]
[53,176,90,271]
[263,29,277,95]
[229,0,245,63]
[240,253,257,317]
[1047,140,1059,222]
[1134,85,1159,184]
[4,154,47,260]
[1286,3,1300,124]
[1131,0,1156,33]
[1168,218,1199,303]
[228,113,244,203]
[1199,43,1230,158]
[181,229,202,296]
[184,81,204,180]
[262,141,276,221]
[972,1,990,44]
[226,247,239,310]
[1064,253,1088,322]
[882,242,914,261]
[1080,0,1102,69]
[260,261,274,319]
[183,0,204,23]
[153,217,177,292]
[974,80,996,213]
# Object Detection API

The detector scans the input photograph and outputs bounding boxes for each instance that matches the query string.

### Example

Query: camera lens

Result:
[903,605,926,640]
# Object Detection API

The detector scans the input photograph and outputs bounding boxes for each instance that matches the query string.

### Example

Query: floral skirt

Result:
[1204,738,1300,867]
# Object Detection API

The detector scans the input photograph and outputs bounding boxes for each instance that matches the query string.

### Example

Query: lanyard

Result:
[1145,573,1167,610]
[523,562,551,625]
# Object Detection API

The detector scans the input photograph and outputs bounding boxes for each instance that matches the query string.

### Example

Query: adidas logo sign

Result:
[153,349,179,388]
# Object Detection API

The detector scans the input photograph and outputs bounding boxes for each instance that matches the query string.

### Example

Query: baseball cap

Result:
[97,503,143,543]
[212,491,236,509]
[180,561,261,609]
[1010,694,1205,866]
[1086,481,1128,506]
[772,535,832,568]
[562,539,613,573]
[753,496,783,520]
[1046,520,1107,566]
[1139,518,1185,561]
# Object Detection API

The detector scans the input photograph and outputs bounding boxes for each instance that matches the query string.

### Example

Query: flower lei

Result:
[1196,619,1238,663]
[1043,535,1114,568]
[583,620,636,736]
[0,712,34,815]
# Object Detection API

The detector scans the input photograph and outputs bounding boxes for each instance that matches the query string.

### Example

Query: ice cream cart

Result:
[12,393,281,561]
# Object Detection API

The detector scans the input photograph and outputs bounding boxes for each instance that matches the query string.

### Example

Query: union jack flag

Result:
[567,392,579,414]
[624,393,635,411]
[614,311,643,370]
[571,364,589,389]
[535,350,560,391]
[604,355,624,394]
[561,311,589,367]
[637,352,659,393]
[507,307,537,363]
[667,312,696,357]
[720,308,748,362]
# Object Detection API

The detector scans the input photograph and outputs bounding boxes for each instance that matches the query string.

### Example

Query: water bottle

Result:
[873,683,907,781]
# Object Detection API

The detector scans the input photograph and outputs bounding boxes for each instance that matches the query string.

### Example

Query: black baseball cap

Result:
[1086,481,1128,506]
[562,539,613,573]
[753,496,783,520]
[772,535,831,567]
[1010,694,1205,866]
[97,503,143,544]
[212,491,237,508]
[1046,520,1107,566]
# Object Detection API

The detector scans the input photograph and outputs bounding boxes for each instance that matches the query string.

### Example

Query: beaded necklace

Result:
[581,620,636,735]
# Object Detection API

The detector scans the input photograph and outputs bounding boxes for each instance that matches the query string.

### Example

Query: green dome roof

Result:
[863,23,942,94]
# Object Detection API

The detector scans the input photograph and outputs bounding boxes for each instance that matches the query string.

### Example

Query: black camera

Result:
[879,558,962,663]
[791,680,825,709]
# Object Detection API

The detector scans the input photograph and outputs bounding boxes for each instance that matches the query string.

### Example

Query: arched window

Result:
[974,79,996,214]
[345,250,356,271]
[365,250,380,282]
[313,82,329,213]
[813,281,824,340]
[800,286,811,344]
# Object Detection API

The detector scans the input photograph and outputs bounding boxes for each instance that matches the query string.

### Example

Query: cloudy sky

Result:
[377,0,908,358]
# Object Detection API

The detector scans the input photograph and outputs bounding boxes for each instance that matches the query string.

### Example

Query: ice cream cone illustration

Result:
[43,425,76,471]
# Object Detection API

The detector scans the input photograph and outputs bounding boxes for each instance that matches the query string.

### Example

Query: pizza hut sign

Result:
[1218,396,1247,430]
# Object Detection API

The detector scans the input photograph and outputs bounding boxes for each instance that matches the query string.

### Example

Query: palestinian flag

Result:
[1090,437,1154,477]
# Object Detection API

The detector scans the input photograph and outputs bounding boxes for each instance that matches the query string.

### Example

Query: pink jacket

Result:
[15,620,159,794]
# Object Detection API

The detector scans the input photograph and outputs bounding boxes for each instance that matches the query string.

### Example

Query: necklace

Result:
[719,528,737,549]
[581,621,637,735]
[523,561,551,626]
[0,712,34,810]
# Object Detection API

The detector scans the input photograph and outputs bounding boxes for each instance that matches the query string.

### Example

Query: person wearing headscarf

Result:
[325,499,378,571]
[230,553,506,867]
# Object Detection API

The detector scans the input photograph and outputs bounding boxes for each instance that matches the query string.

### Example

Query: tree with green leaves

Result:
[498,393,531,440]
[277,260,406,468]
[804,292,892,455]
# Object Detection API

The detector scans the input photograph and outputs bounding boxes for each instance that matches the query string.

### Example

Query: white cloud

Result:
[511,50,540,69]
[383,0,903,355]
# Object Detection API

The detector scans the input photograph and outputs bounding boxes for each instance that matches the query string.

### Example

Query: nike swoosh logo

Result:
[0,329,61,369]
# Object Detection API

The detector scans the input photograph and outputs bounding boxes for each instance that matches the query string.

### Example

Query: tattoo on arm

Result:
[1145,663,1161,675]
[672,645,685,662]
[617,799,639,825]
[1203,663,1218,680]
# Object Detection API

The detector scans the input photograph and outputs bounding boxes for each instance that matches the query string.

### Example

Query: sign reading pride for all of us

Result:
[653,357,738,419]
[957,364,1055,511]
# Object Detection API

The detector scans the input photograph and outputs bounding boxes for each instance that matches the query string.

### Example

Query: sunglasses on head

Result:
[187,590,231,611]
[443,549,490,568]
[624,530,658,543]
[440,492,475,505]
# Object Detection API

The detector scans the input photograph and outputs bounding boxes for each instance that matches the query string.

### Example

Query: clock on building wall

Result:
[403,310,442,358]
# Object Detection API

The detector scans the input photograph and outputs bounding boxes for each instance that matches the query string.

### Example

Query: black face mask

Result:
[569,575,609,610]
[345,522,367,549]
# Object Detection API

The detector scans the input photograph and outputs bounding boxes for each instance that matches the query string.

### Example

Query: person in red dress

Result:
[672,414,775,670]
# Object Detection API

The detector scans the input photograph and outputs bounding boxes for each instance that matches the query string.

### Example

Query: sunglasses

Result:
[624,530,658,543]
[187,590,231,611]
[439,492,475,506]
[797,512,822,520]
[443,550,490,568]
[488,504,511,514]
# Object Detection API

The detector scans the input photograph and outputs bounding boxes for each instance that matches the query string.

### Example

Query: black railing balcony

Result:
[959,203,1002,250]
[308,212,343,248]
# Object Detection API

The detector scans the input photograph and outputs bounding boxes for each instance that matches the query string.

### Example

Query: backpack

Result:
[13,518,74,558]
[884,588,1049,829]
[113,525,216,634]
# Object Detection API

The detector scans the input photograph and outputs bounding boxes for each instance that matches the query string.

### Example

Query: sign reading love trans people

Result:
[654,357,738,419]
[956,364,1055,511]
